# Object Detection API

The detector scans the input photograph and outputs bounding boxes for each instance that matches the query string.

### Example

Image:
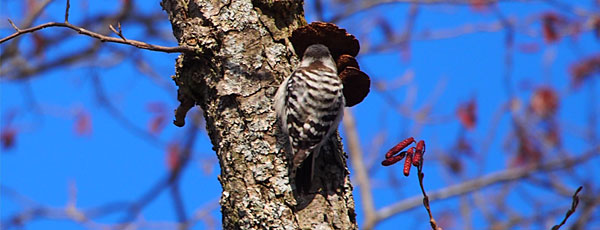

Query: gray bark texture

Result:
[160,0,357,229]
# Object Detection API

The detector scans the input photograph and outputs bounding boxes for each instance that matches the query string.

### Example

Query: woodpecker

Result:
[274,44,345,191]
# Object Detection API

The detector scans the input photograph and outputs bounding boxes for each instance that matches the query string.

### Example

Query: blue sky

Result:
[1,0,599,229]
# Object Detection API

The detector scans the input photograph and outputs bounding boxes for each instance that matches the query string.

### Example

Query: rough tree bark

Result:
[160,0,357,229]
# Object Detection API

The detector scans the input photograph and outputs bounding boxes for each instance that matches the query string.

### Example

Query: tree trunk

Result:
[160,0,357,229]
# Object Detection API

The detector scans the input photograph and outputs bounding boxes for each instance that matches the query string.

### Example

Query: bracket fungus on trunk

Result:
[290,22,370,107]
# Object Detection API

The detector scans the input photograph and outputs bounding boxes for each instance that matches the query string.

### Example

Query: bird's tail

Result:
[294,150,315,193]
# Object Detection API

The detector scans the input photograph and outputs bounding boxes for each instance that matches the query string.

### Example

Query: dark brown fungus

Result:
[336,54,359,74]
[339,67,370,107]
[290,22,359,60]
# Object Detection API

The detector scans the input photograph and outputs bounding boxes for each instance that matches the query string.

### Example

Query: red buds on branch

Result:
[384,137,414,159]
[413,140,426,167]
[381,137,427,177]
[381,151,406,166]
[403,147,415,176]
[381,137,440,230]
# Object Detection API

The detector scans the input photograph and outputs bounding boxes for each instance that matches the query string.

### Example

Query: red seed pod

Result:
[385,137,415,159]
[413,140,426,166]
[416,140,425,154]
[403,147,415,176]
[412,154,421,167]
[381,151,406,166]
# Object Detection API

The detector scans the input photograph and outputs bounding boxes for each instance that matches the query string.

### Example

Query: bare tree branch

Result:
[343,109,377,229]
[0,20,193,53]
[551,186,583,230]
[64,0,71,23]
[0,0,192,53]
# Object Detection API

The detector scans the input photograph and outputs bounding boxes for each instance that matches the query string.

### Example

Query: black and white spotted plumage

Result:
[274,44,345,188]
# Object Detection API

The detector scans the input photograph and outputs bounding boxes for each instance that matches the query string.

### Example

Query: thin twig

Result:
[0,21,193,53]
[416,165,442,230]
[109,23,127,41]
[551,186,583,230]
[3,1,191,53]
[108,24,119,36]
[570,193,600,229]
[117,22,125,40]
[65,0,70,23]
[7,19,20,32]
